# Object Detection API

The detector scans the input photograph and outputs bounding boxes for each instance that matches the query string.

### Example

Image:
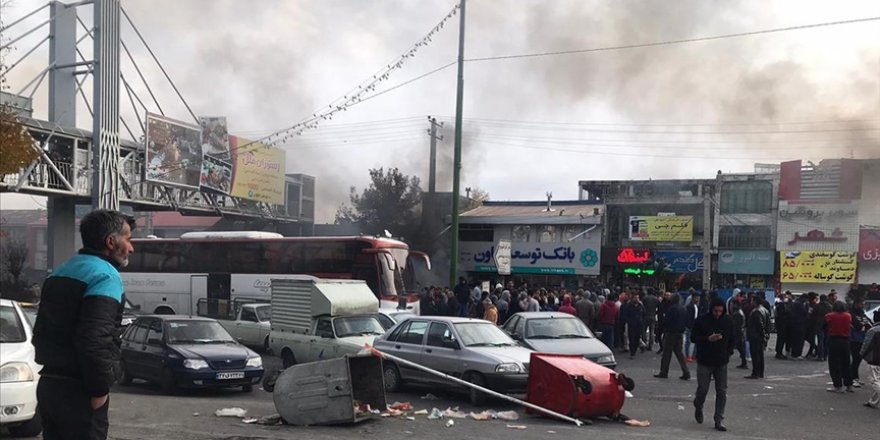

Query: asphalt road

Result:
[6,340,877,440]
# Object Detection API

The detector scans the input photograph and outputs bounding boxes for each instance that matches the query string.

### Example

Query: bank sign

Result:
[460,242,600,276]
[652,251,705,274]
[717,250,775,275]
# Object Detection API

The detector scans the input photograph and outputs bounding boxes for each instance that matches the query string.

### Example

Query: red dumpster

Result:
[526,353,634,419]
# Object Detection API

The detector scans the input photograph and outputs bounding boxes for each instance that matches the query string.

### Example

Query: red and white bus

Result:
[120,232,430,315]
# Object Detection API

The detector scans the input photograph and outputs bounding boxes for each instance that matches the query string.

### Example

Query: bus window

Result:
[353,264,380,295]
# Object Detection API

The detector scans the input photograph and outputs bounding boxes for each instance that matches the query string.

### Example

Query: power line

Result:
[357,61,456,104]
[443,116,880,129]
[465,16,880,62]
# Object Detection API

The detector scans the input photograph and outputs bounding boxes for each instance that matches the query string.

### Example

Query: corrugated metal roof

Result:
[462,202,603,218]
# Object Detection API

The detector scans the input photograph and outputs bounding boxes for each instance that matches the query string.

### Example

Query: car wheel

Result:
[463,371,488,406]
[383,362,403,393]
[281,349,297,369]
[160,368,180,395]
[8,410,41,437]
[242,384,254,392]
[118,360,133,386]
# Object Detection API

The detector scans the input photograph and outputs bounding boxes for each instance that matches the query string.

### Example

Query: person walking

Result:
[825,301,854,393]
[598,294,619,350]
[859,321,880,409]
[815,294,833,361]
[691,298,735,432]
[454,278,471,318]
[622,294,647,359]
[850,299,873,388]
[745,296,771,379]
[685,292,702,362]
[654,294,690,380]
[32,210,136,440]
[729,299,748,369]
[643,289,660,352]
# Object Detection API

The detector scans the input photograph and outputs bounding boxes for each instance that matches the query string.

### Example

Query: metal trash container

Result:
[273,355,386,425]
[526,353,634,419]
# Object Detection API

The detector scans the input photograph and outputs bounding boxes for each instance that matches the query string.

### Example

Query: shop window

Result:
[461,225,494,242]
[719,226,772,249]
[538,226,557,243]
[512,225,531,242]
[721,181,772,214]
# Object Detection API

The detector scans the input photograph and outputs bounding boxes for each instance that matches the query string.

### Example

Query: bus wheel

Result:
[154,306,174,315]
[281,349,296,369]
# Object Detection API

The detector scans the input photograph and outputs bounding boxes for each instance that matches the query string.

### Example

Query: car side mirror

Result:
[147,338,164,346]
[509,333,522,341]
[443,339,460,350]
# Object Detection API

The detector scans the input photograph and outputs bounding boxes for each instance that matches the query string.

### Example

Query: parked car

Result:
[501,312,616,369]
[118,315,264,394]
[374,316,533,405]
[196,298,271,351]
[17,302,38,328]
[376,308,417,331]
[121,297,144,328]
[0,299,42,437]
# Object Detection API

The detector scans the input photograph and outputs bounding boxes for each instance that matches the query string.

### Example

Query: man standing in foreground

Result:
[745,296,771,379]
[654,293,690,380]
[33,210,136,440]
[692,297,735,432]
[860,322,880,409]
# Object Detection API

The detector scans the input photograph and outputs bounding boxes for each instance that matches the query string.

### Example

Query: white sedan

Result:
[0,299,42,437]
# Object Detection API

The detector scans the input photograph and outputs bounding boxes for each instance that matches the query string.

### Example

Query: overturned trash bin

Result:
[526,353,634,419]
[273,355,386,425]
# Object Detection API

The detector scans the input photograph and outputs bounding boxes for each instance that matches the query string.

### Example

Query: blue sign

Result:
[653,251,704,274]
[717,250,775,275]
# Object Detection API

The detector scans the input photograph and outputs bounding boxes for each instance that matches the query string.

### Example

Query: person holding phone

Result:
[691,297,735,432]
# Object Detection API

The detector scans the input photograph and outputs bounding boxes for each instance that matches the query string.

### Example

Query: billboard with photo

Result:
[199,155,233,194]
[629,216,693,242]
[199,116,230,159]
[229,136,286,204]
[145,113,202,188]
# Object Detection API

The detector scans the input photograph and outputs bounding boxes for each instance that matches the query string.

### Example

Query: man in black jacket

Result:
[32,210,135,440]
[654,294,690,380]
[745,296,771,379]
[642,289,660,351]
[691,297,735,432]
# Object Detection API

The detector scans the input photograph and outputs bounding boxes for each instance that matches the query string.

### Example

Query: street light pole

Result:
[449,0,466,288]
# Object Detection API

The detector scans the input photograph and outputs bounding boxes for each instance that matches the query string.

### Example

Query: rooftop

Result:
[461,200,603,225]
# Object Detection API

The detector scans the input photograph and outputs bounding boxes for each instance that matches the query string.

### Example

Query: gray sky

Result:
[2,0,879,222]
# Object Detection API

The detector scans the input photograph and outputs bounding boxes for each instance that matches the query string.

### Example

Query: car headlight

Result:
[596,354,616,364]
[0,362,35,383]
[495,363,524,374]
[121,317,134,326]
[183,359,209,370]
[246,357,262,368]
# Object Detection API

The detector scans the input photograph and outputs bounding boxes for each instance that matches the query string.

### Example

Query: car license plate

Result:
[216,372,245,380]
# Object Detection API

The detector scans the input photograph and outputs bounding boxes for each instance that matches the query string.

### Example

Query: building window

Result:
[721,181,772,214]
[460,225,494,242]
[538,226,557,243]
[512,225,531,242]
[719,226,772,249]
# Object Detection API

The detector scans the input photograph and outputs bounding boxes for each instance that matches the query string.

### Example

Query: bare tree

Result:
[1,239,30,287]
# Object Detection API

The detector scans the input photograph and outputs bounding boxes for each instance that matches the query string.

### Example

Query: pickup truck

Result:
[268,278,385,368]
[196,298,271,351]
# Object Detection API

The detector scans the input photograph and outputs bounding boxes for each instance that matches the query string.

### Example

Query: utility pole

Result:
[702,184,712,291]
[449,0,466,288]
[427,117,443,194]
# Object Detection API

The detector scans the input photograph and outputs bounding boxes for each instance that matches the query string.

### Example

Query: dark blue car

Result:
[118,315,264,393]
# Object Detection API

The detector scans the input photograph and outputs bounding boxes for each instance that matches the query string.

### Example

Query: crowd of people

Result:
[417,279,880,421]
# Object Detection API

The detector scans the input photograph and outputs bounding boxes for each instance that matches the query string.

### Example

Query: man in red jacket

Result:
[558,295,577,316]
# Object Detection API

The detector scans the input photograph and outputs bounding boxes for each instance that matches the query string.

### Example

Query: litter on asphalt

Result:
[507,425,528,430]
[215,408,247,418]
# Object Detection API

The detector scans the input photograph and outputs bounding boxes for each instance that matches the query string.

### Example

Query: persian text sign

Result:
[859,228,880,262]
[229,137,286,204]
[780,251,857,284]
[460,242,600,276]
[629,216,693,242]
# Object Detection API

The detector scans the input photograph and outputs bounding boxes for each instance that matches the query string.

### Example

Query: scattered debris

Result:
[625,391,634,398]
[764,386,774,390]
[624,419,651,427]
[495,411,519,421]
[354,401,373,417]
[405,416,416,421]
[506,424,528,430]
[192,412,199,417]
[390,402,413,411]
[257,414,283,425]
[470,411,493,421]
[242,418,259,424]
[413,409,429,416]
[404,431,413,434]
[215,408,247,418]
[421,393,439,400]
[445,420,455,428]
[677,404,685,411]
[443,408,468,419]
[547,431,557,434]
[428,408,444,420]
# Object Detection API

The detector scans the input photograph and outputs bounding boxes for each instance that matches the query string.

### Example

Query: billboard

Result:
[629,216,693,242]
[652,251,704,274]
[229,136,286,205]
[199,116,230,158]
[780,251,857,284]
[718,250,775,275]
[776,201,859,252]
[460,240,601,276]
[145,113,202,188]
[199,155,233,194]
[859,228,880,284]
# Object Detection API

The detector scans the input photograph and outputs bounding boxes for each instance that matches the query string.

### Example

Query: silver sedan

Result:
[501,312,616,369]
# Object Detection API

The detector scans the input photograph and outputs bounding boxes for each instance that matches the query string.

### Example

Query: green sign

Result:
[474,265,576,275]
[624,267,655,275]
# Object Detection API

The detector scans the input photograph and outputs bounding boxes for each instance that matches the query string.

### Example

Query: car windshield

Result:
[454,322,518,347]
[0,305,26,343]
[256,305,271,322]
[333,316,386,337]
[526,317,594,339]
[165,320,235,344]
[391,312,415,322]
